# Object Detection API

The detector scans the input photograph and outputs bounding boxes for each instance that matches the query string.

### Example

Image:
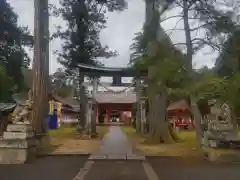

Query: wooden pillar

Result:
[32,0,49,134]
[140,98,146,133]
[106,108,110,123]
[91,77,98,135]
[135,78,141,133]
[96,106,99,124]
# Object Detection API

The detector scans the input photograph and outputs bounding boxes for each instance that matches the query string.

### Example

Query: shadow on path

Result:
[147,156,240,180]
[0,155,88,180]
[84,161,148,180]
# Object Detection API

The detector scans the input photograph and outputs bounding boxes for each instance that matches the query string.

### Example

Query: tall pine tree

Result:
[52,0,127,69]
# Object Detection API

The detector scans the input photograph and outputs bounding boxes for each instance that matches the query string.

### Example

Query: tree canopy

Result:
[0,0,32,101]
[52,0,127,70]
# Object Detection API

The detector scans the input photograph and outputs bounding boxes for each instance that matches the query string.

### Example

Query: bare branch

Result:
[166,17,184,37]
[190,22,214,31]
[160,15,183,24]
[191,38,224,51]
[164,28,185,33]
[188,0,198,8]
[175,0,184,8]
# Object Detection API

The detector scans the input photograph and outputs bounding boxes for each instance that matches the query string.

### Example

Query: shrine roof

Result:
[167,99,190,112]
[76,63,145,76]
[0,103,16,112]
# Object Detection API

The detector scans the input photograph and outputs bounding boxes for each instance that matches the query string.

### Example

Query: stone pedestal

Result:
[0,124,36,164]
[203,146,240,162]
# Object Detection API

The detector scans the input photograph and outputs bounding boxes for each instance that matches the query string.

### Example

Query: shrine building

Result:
[95,91,136,124]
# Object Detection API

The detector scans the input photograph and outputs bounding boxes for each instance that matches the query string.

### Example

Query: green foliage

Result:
[190,75,228,100]
[223,73,240,116]
[0,64,14,101]
[0,0,32,94]
[51,0,127,69]
[129,31,147,65]
[215,29,240,76]
[0,1,32,102]
[56,84,72,98]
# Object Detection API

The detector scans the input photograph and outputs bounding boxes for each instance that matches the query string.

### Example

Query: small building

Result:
[49,94,80,124]
[167,99,193,128]
[95,91,136,124]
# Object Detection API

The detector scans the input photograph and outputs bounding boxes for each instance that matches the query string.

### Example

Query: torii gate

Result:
[74,62,147,135]
[32,0,156,134]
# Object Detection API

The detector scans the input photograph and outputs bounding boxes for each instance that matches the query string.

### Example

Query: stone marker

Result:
[3,132,34,140]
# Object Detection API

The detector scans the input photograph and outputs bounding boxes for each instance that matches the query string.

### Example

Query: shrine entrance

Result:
[74,63,146,129]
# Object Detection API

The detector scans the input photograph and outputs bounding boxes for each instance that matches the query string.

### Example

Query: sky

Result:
[8,0,218,75]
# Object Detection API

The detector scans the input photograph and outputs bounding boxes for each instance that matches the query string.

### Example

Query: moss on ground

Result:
[48,124,109,139]
[121,126,200,157]
[42,125,109,154]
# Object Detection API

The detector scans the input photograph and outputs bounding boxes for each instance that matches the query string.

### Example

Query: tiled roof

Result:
[0,103,16,111]
[167,100,190,111]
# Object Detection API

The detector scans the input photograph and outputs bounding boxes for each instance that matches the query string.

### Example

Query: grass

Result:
[44,124,109,154]
[48,124,109,139]
[122,126,200,157]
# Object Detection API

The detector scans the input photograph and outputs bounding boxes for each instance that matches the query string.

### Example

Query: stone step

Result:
[126,154,146,160]
[6,124,33,133]
[3,132,34,140]
[0,139,36,149]
[88,154,146,160]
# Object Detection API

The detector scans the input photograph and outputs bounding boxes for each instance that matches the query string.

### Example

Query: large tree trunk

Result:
[147,79,176,143]
[183,0,193,70]
[145,0,178,143]
[190,96,203,148]
[32,0,49,135]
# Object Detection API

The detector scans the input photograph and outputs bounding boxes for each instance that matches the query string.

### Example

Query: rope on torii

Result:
[97,81,135,94]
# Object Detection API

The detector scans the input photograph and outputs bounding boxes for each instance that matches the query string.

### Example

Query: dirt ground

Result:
[122,126,201,157]
[44,125,109,154]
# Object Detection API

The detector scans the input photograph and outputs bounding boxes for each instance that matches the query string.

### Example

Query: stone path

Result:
[89,126,145,160]
[76,126,153,180]
[2,126,240,180]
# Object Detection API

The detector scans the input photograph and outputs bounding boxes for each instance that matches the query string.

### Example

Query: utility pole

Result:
[32,0,49,135]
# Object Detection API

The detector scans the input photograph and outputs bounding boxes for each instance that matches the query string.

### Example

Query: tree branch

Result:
[164,28,185,33]
[190,22,214,31]
[160,15,183,24]
[191,38,224,51]
[167,18,184,37]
